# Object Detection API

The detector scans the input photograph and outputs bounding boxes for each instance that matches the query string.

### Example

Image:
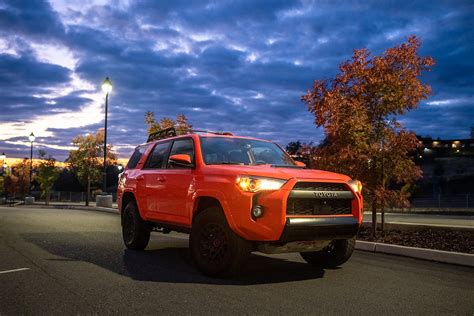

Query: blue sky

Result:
[0,0,472,160]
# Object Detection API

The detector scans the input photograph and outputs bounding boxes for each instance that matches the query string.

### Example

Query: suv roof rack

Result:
[146,127,233,143]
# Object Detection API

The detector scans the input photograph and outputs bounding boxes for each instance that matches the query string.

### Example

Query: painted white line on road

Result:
[0,268,30,274]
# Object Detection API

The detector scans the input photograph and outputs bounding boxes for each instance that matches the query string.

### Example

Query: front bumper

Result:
[279,216,359,243]
[219,177,363,242]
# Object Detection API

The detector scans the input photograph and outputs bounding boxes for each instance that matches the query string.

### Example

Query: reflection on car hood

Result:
[204,164,351,182]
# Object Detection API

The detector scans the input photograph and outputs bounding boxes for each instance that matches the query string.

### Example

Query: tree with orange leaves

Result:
[144,112,193,135]
[302,36,435,237]
[4,158,30,199]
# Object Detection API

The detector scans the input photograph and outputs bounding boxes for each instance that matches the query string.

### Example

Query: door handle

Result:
[157,176,166,182]
[136,175,144,181]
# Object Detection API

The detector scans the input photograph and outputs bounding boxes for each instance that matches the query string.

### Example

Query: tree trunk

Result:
[381,146,385,236]
[381,207,385,236]
[45,190,50,205]
[86,175,90,206]
[371,198,377,239]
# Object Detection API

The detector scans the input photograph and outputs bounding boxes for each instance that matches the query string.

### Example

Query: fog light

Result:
[252,205,263,218]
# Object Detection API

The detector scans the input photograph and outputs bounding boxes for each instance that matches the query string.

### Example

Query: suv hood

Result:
[205,164,351,182]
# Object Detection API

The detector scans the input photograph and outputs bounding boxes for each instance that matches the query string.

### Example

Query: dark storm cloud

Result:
[0,54,70,87]
[0,0,65,39]
[402,101,474,139]
[0,0,472,160]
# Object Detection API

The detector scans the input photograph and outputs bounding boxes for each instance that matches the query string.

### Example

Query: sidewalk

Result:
[362,212,474,229]
[29,201,119,215]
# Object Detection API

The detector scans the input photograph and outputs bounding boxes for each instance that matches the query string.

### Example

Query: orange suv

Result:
[117,128,363,277]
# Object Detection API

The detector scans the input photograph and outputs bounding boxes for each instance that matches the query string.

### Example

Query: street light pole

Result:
[28,132,35,196]
[102,91,109,194]
[101,77,112,194]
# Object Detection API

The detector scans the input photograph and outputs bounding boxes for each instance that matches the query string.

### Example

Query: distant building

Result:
[416,136,474,159]
[414,132,474,198]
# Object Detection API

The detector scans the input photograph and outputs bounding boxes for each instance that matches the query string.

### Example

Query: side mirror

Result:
[169,154,193,167]
[295,161,306,167]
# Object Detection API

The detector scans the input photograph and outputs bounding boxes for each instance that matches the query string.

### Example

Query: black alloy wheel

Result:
[122,201,151,250]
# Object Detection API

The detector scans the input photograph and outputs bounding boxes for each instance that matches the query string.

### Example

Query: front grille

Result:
[286,198,352,215]
[286,182,353,216]
[293,182,347,191]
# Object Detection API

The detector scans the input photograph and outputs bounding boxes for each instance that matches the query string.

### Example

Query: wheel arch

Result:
[121,191,137,223]
[191,192,240,237]
[192,196,224,222]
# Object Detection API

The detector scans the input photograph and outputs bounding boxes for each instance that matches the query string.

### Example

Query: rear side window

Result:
[144,142,170,169]
[126,145,147,169]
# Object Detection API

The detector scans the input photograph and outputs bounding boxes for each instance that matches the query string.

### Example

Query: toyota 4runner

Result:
[117,128,363,277]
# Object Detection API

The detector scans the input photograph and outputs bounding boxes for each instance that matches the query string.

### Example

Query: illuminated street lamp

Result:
[28,132,35,196]
[101,77,112,194]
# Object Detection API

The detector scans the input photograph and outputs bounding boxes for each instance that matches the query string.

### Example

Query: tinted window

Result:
[144,142,170,169]
[167,138,195,168]
[126,145,147,169]
[200,137,295,166]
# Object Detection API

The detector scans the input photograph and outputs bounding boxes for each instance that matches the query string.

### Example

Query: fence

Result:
[411,194,473,209]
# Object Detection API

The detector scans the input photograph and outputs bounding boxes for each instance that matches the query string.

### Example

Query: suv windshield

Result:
[200,136,296,166]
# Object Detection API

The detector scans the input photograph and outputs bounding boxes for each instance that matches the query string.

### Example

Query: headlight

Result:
[236,176,287,193]
[348,179,362,193]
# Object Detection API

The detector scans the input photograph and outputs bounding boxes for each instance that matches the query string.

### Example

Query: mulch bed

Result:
[357,226,474,254]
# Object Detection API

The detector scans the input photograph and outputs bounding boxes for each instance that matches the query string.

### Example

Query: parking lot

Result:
[0,206,473,314]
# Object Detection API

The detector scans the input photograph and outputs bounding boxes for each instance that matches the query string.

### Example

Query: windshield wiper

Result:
[207,161,244,165]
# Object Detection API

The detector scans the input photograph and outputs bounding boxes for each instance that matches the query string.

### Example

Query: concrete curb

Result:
[360,222,474,232]
[356,240,474,267]
[67,206,120,215]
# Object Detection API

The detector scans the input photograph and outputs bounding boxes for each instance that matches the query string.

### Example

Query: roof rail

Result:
[146,127,233,142]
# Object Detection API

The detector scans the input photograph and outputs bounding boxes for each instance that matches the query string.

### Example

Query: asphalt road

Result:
[362,212,474,228]
[0,206,473,315]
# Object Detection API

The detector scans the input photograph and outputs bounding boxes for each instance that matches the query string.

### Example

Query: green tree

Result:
[68,129,116,206]
[35,150,60,205]
[301,36,435,237]
[145,112,193,135]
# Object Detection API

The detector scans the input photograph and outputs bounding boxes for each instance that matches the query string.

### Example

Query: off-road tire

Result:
[122,201,151,250]
[300,238,356,268]
[190,207,251,278]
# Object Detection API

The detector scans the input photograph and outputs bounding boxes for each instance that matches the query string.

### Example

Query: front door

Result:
[158,138,196,225]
